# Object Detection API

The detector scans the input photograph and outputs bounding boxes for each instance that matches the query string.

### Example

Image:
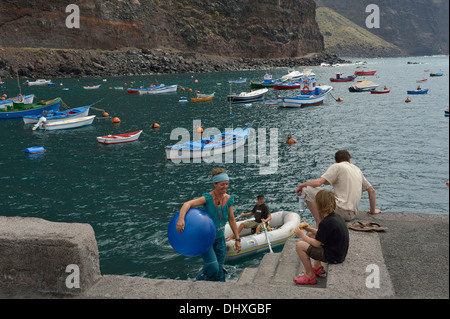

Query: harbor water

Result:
[0,56,448,280]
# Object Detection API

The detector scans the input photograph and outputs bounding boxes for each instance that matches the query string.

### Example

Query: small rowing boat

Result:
[225,211,300,261]
[97,130,143,144]
[83,85,101,89]
[23,105,91,124]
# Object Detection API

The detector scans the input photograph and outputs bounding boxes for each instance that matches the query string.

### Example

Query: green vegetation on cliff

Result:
[316,7,404,57]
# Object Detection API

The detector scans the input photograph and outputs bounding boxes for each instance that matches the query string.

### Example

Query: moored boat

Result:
[407,88,429,95]
[0,97,61,119]
[277,85,333,108]
[33,115,96,131]
[227,88,268,104]
[250,74,284,89]
[165,126,250,160]
[97,130,143,144]
[191,92,214,102]
[0,94,35,107]
[371,86,390,94]
[225,211,300,261]
[430,71,444,77]
[330,73,357,82]
[138,84,177,95]
[23,105,91,124]
[24,79,52,86]
[228,78,247,84]
[354,68,376,76]
[83,85,101,89]
[274,81,302,90]
[348,80,378,92]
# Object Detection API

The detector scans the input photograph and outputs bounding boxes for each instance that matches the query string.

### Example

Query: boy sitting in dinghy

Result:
[226,194,272,241]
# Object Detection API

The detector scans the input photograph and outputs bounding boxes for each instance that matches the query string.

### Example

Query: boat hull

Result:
[165,127,250,160]
[407,89,429,94]
[227,89,268,104]
[225,211,300,261]
[23,105,90,124]
[39,115,96,130]
[0,98,61,119]
[97,130,143,144]
[138,85,177,94]
[370,90,390,94]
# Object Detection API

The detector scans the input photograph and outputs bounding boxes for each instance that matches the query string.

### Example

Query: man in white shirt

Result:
[295,150,381,224]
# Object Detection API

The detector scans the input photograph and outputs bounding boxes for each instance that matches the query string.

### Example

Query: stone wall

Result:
[0,216,101,297]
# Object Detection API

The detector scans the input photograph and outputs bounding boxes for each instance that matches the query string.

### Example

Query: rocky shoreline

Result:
[0,47,349,79]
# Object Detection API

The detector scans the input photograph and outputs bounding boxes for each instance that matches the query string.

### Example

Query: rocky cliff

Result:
[315,0,449,56]
[0,0,324,59]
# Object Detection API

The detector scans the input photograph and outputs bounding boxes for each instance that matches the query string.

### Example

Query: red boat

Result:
[126,88,139,94]
[370,90,390,94]
[273,82,301,90]
[97,130,143,144]
[354,69,376,76]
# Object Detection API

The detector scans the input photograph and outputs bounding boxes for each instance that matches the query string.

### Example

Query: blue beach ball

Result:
[167,208,216,257]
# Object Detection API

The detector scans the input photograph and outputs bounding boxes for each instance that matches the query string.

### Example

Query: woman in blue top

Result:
[176,168,241,281]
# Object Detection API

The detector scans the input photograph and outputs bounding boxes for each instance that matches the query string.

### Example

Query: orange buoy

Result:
[152,122,160,129]
[102,111,109,117]
[181,87,185,91]
[112,117,120,123]
[286,135,297,144]
[195,126,203,133]
[188,88,192,92]
[286,138,296,144]
[337,98,343,102]
[405,98,411,103]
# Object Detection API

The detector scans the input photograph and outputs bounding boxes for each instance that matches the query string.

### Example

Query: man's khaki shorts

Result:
[302,186,356,221]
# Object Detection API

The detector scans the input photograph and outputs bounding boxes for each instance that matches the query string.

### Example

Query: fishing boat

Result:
[330,73,357,82]
[0,94,35,107]
[430,71,444,77]
[224,211,300,261]
[277,85,333,108]
[23,79,52,86]
[371,86,390,94]
[23,105,91,124]
[348,80,378,92]
[228,78,247,84]
[250,74,284,89]
[354,68,376,76]
[138,84,177,95]
[407,88,429,94]
[165,126,250,160]
[83,85,101,89]
[0,97,61,119]
[227,88,268,104]
[191,92,215,102]
[126,88,140,94]
[273,81,302,90]
[33,115,96,131]
[97,130,143,144]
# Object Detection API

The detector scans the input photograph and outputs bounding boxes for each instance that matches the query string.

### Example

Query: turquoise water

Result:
[1,56,448,280]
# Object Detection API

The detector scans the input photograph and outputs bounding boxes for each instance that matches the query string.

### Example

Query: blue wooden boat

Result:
[0,98,61,119]
[407,89,429,95]
[22,105,91,124]
[228,78,247,84]
[165,126,250,160]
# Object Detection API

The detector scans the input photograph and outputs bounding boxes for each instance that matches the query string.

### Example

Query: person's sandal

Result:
[313,266,326,276]
[293,274,317,285]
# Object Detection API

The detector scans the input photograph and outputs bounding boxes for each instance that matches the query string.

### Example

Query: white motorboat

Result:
[24,79,52,86]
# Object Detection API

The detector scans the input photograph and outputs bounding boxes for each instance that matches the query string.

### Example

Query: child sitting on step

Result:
[293,189,349,285]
